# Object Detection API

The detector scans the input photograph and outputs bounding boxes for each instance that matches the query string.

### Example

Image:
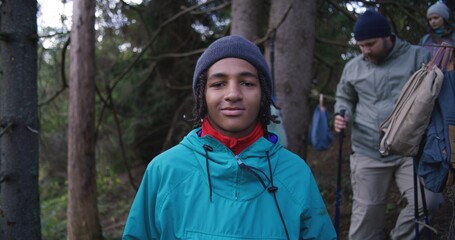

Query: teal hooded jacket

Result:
[123,128,336,239]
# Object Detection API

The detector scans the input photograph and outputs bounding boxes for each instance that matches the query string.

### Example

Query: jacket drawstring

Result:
[236,151,289,240]
[238,163,268,189]
[266,151,289,240]
[202,146,290,240]
[203,144,213,202]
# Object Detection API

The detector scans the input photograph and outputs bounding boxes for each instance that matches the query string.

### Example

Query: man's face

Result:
[205,58,261,138]
[357,37,390,64]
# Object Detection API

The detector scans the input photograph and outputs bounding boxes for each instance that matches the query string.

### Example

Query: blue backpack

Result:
[309,104,333,152]
[418,69,455,193]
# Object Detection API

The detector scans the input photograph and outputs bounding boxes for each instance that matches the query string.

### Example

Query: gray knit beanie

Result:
[427,2,450,21]
[192,35,272,94]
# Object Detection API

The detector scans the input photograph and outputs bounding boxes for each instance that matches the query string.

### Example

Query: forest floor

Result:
[110,132,454,240]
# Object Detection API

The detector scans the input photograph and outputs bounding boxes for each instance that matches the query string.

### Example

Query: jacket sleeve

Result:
[334,63,358,120]
[299,172,337,240]
[419,34,430,46]
[419,46,432,65]
[123,163,160,240]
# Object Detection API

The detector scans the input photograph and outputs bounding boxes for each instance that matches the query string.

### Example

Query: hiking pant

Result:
[348,153,444,240]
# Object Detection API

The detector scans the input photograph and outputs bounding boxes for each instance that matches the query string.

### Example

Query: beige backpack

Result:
[379,46,451,157]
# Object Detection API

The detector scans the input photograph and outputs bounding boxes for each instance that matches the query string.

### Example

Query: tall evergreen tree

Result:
[0,0,41,239]
[231,0,262,41]
[269,0,316,155]
[67,0,101,238]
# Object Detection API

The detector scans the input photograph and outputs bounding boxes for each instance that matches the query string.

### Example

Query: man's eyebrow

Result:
[238,71,258,78]
[358,41,376,46]
[208,71,258,79]
[208,72,227,79]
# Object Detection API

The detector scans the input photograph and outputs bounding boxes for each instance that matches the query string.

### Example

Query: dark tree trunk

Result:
[0,0,41,239]
[269,0,316,156]
[231,0,261,41]
[67,0,102,239]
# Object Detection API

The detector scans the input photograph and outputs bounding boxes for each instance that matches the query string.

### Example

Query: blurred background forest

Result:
[1,0,454,239]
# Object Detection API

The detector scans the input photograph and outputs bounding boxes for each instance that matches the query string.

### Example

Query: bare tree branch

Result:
[148,48,205,60]
[120,0,151,37]
[161,95,193,152]
[316,37,350,48]
[325,0,356,21]
[95,84,138,191]
[0,122,13,138]
[190,1,231,15]
[38,37,70,107]
[255,2,293,45]
[110,0,219,91]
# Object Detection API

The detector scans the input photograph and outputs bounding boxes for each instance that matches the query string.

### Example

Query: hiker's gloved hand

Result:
[334,114,347,133]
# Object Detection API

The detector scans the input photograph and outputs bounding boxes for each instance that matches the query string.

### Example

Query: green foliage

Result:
[314,1,355,98]
[40,162,136,239]
[41,194,67,240]
[97,166,136,239]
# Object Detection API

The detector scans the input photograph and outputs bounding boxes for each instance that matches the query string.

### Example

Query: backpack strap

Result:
[420,34,431,46]
[450,125,455,165]
[448,125,455,187]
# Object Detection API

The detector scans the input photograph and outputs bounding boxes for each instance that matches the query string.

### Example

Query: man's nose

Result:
[361,46,371,54]
[224,83,242,101]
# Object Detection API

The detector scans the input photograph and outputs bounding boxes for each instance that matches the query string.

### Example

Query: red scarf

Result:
[201,118,264,155]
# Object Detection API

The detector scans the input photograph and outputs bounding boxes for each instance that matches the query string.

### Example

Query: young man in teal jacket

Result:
[123,35,336,240]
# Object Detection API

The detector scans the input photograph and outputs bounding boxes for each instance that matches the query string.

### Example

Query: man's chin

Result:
[365,56,379,64]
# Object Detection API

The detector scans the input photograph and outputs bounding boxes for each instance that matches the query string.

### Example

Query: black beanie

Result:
[354,10,391,41]
[192,35,272,95]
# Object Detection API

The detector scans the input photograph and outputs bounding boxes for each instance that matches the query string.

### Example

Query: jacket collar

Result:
[200,118,264,155]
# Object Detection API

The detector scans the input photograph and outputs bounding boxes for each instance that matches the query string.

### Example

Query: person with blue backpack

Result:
[334,9,444,240]
[418,1,455,194]
[122,35,336,240]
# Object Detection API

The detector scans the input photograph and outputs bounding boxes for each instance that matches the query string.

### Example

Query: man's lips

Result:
[221,107,245,116]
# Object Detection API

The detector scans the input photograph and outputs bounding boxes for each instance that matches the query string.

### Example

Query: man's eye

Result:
[241,81,256,87]
[210,82,224,88]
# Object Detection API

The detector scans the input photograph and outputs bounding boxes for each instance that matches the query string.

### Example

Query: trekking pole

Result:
[334,109,346,237]
[413,157,420,240]
[413,156,432,240]
[419,175,431,240]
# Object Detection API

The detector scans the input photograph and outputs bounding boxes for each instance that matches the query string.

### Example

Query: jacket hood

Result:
[385,35,410,62]
[181,128,282,158]
[180,128,283,201]
[355,35,410,65]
